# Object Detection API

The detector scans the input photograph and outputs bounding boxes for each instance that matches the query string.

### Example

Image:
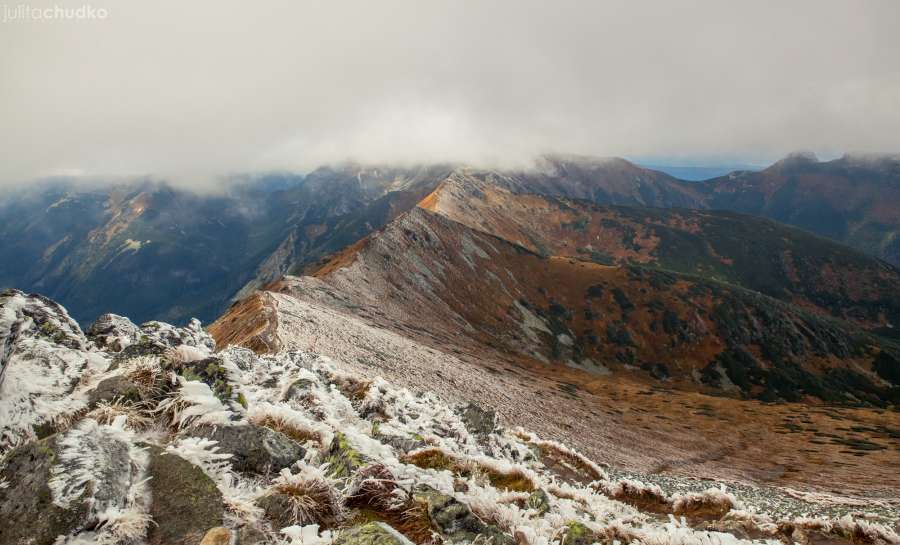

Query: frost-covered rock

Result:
[140,318,215,353]
[412,484,516,545]
[0,436,91,545]
[0,417,150,545]
[0,290,108,452]
[193,424,306,475]
[145,444,224,545]
[457,401,497,438]
[87,313,141,352]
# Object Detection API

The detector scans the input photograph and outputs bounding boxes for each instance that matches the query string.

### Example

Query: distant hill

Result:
[699,153,900,266]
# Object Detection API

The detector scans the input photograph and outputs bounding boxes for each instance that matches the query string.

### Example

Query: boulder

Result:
[0,437,91,545]
[237,526,268,545]
[457,402,497,438]
[146,445,225,545]
[86,313,141,352]
[0,418,149,545]
[412,485,515,545]
[87,374,144,406]
[334,522,415,545]
[193,424,305,474]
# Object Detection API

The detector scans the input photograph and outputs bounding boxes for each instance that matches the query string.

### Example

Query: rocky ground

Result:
[1,288,898,545]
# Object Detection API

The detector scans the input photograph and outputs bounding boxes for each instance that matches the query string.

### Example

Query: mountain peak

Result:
[772,151,820,169]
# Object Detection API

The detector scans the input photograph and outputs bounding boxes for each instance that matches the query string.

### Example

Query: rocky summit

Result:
[0,288,898,545]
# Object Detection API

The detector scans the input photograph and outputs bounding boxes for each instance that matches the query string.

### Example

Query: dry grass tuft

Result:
[597,479,672,514]
[252,413,325,446]
[344,464,434,544]
[403,448,535,492]
[349,463,402,511]
[86,399,154,431]
[331,374,372,402]
[537,443,606,482]
[671,488,736,521]
[266,467,345,528]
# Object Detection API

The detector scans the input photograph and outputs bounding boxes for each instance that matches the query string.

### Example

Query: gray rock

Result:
[412,485,515,545]
[193,424,305,474]
[237,526,268,545]
[140,318,215,352]
[86,313,141,352]
[87,374,144,406]
[378,433,426,453]
[145,445,225,545]
[334,522,414,545]
[458,402,497,437]
[0,437,90,545]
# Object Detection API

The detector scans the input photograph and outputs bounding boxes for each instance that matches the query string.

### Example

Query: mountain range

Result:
[1,153,898,328]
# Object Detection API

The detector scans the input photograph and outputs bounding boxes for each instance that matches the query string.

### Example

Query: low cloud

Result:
[1,0,899,189]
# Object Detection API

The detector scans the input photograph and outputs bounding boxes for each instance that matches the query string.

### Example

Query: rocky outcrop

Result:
[87,313,141,352]
[457,402,497,438]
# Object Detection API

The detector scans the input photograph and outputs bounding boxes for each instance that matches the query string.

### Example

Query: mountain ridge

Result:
[2,152,899,327]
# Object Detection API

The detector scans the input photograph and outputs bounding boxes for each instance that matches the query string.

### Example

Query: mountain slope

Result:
[0,165,452,326]
[307,207,899,405]
[210,209,900,493]
[700,153,900,266]
[421,174,900,331]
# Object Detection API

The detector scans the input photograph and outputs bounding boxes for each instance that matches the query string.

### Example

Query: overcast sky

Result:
[1,0,899,189]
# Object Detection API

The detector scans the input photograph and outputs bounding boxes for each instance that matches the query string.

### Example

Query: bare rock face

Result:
[146,445,225,545]
[86,313,141,352]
